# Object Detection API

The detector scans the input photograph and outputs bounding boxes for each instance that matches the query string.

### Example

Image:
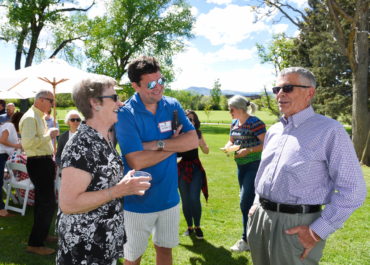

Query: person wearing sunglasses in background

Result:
[224,95,266,253]
[19,88,60,255]
[115,56,198,265]
[177,109,209,240]
[55,110,82,167]
[247,67,367,265]
[0,103,16,125]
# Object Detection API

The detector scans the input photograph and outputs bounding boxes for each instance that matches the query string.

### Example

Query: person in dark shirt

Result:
[177,109,209,240]
[0,99,6,115]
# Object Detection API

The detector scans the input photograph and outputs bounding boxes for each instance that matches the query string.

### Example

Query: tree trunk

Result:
[351,2,370,165]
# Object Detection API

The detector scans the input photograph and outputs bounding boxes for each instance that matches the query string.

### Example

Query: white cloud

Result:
[271,24,289,34]
[171,45,275,92]
[289,0,308,8]
[206,0,233,5]
[195,4,270,45]
[293,30,301,37]
[203,45,255,63]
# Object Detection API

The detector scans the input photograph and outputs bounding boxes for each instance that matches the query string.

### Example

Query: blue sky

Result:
[0,0,306,93]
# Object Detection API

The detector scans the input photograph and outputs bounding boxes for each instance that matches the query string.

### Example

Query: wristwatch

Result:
[157,140,165,151]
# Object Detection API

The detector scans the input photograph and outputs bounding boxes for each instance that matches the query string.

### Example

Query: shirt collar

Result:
[280,105,315,128]
[132,92,165,113]
[32,105,46,119]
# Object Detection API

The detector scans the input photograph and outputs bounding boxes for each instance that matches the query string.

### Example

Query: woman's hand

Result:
[114,170,152,197]
[15,143,22,149]
[234,148,250,158]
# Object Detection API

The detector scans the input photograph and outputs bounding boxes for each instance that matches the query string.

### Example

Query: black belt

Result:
[259,198,321,214]
[28,155,53,160]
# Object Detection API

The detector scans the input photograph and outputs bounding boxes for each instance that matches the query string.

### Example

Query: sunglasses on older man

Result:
[42,97,54,104]
[144,77,166,90]
[272,85,310,94]
[97,94,119,102]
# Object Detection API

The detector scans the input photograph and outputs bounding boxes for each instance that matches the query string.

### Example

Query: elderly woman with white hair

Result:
[224,95,266,253]
[55,110,82,166]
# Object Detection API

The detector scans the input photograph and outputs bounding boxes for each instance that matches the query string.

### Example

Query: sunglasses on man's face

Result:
[272,85,310,94]
[97,94,119,102]
[70,118,81,122]
[145,77,166,90]
[42,97,54,104]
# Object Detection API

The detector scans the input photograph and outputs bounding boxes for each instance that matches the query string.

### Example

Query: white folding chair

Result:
[5,162,34,216]
[2,169,19,205]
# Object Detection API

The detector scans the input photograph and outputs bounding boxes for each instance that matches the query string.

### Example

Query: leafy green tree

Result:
[256,33,294,76]
[252,0,370,164]
[85,0,195,83]
[210,78,222,108]
[0,0,93,111]
[220,95,229,110]
[204,103,213,122]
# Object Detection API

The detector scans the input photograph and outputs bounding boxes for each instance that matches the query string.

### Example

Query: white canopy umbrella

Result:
[0,58,121,149]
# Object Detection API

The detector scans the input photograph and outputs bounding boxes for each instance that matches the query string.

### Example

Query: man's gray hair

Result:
[228,95,257,115]
[279,67,316,89]
[35,88,54,100]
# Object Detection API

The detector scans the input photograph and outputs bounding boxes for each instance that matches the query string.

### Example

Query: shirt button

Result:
[265,193,268,196]
[286,129,289,132]
[295,125,298,128]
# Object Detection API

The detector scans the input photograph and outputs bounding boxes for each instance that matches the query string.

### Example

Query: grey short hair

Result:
[228,95,257,115]
[35,88,54,100]
[279,67,316,88]
[72,74,117,120]
[64,110,82,125]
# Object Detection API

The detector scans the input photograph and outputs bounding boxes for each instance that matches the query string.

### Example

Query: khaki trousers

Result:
[247,204,326,265]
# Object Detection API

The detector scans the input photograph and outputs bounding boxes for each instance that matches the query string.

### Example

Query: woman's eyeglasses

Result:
[144,77,166,90]
[70,118,81,122]
[188,118,193,122]
[272,85,310,94]
[97,94,119,102]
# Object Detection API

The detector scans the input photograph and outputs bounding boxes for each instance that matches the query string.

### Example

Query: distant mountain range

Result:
[183,86,262,96]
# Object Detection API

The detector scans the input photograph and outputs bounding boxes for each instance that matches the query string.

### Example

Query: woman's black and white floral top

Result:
[55,122,126,265]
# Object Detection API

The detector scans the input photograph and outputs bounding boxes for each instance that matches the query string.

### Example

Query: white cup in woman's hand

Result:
[132,171,151,193]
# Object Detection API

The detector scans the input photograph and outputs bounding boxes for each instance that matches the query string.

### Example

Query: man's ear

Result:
[132,82,140,92]
[307,87,316,102]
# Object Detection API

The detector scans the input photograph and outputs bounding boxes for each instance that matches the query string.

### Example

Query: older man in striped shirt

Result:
[247,67,367,265]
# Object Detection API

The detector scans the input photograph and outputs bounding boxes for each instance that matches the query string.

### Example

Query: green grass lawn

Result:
[1,124,368,264]
[195,110,278,125]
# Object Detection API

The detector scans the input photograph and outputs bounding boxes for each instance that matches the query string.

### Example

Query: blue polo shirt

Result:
[0,114,11,125]
[115,93,194,213]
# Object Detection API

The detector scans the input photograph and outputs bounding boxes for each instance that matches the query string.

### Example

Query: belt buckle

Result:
[301,204,305,214]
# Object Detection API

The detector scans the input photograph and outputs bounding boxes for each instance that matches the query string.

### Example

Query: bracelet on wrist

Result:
[108,187,115,201]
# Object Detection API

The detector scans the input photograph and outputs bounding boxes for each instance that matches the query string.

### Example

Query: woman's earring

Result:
[95,107,100,111]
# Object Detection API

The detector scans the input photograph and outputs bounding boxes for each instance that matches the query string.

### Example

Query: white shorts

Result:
[123,204,180,262]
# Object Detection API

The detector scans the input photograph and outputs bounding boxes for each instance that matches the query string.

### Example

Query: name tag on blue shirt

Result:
[159,120,172,133]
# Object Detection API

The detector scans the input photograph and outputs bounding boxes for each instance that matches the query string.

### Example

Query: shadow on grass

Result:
[180,234,249,265]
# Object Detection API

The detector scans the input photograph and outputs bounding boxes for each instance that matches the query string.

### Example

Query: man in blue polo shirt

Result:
[115,56,198,265]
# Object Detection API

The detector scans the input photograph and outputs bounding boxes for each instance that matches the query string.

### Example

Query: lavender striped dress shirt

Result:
[254,106,367,239]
